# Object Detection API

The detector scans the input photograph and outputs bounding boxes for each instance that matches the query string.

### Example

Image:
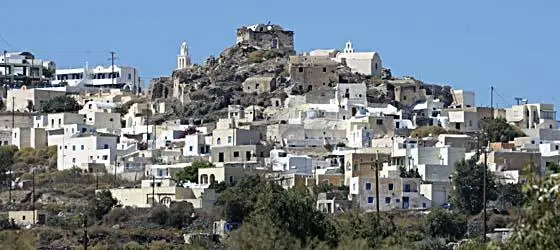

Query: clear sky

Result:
[1,0,559,108]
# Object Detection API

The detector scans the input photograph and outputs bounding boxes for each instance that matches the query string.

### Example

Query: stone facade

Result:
[289,56,339,93]
[242,76,276,94]
[236,24,295,52]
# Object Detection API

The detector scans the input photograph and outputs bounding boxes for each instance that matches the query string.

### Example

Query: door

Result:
[402,197,410,209]
[218,152,224,162]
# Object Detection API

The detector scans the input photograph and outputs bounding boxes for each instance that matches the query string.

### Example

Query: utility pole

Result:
[3,50,7,87]
[96,168,99,190]
[32,168,35,225]
[490,86,494,119]
[7,164,11,204]
[12,96,15,128]
[83,215,88,250]
[109,52,117,88]
[375,151,380,217]
[152,175,156,205]
[483,145,488,243]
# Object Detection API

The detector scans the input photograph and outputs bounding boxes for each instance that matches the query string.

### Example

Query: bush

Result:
[124,241,146,250]
[149,202,195,229]
[41,95,81,113]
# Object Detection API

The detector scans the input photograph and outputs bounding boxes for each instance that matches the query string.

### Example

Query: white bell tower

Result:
[344,40,354,53]
[177,41,192,70]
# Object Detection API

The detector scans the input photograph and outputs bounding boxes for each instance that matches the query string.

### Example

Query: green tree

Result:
[148,202,195,229]
[451,159,497,215]
[0,145,18,188]
[495,183,525,210]
[41,95,81,113]
[226,217,301,250]
[251,185,337,246]
[335,211,396,249]
[424,208,467,241]
[88,190,118,220]
[508,170,560,249]
[216,176,279,223]
[175,160,214,184]
[481,117,525,143]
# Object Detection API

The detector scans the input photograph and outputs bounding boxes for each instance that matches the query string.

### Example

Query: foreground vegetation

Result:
[0,142,556,249]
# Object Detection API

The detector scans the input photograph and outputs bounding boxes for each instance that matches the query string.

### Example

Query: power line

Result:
[492,87,513,108]
[0,32,13,49]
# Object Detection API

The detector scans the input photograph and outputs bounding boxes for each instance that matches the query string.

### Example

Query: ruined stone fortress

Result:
[236,23,295,53]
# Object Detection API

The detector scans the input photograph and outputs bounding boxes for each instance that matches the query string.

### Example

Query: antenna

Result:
[514,97,523,105]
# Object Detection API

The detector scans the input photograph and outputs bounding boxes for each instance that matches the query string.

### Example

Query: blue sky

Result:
[1,0,559,108]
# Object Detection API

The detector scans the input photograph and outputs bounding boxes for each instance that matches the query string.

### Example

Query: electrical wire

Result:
[0,32,13,49]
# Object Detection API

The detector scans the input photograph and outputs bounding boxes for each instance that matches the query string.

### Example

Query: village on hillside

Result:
[0,23,556,249]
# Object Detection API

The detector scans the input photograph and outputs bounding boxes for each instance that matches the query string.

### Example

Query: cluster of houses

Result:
[2,23,558,226]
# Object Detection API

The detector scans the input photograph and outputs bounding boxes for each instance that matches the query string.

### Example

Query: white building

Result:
[349,176,431,211]
[52,65,142,92]
[177,42,192,70]
[506,103,557,130]
[6,88,66,112]
[57,132,118,172]
[310,41,383,76]
[0,51,56,85]
[451,89,475,108]
[265,149,313,173]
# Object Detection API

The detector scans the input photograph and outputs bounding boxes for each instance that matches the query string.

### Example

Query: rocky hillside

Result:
[151,43,454,124]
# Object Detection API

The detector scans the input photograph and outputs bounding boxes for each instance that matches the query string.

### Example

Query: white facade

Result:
[52,65,142,92]
[506,103,557,130]
[183,134,209,156]
[265,149,313,173]
[334,41,382,76]
[177,41,192,70]
[0,51,56,84]
[349,176,432,211]
[57,133,117,172]
[451,89,475,108]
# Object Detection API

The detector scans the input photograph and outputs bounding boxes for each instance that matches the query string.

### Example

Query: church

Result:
[177,41,192,70]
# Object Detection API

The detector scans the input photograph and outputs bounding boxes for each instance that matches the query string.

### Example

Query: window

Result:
[455,123,460,130]
[365,183,371,190]
[404,184,411,192]
[218,152,224,162]
[298,67,303,73]
[80,145,84,150]
[72,145,76,151]
[58,119,61,125]
[385,197,391,204]
[13,133,16,138]
[323,67,327,73]
[104,144,109,149]
[22,216,26,220]
[233,151,240,157]
[189,146,193,152]
[388,183,393,190]
[72,158,76,163]
[228,136,232,144]
[376,119,383,125]
[128,73,132,80]
[556,145,559,150]
[229,176,234,184]
[367,197,374,204]
[375,63,378,70]
[102,155,108,160]
[217,138,221,145]
[109,118,114,122]
[396,198,400,203]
